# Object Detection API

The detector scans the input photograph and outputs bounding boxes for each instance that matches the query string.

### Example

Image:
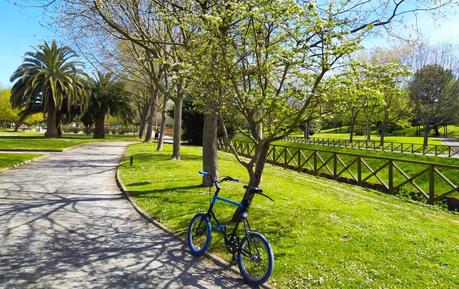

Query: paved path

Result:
[0,142,249,289]
[442,138,459,151]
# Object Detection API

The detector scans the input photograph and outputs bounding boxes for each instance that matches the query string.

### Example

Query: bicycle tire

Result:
[237,232,274,285]
[187,213,212,256]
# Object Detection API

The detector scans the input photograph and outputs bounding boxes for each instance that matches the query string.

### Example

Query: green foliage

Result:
[0,89,20,126]
[10,40,90,115]
[174,98,237,145]
[82,71,133,126]
[119,143,459,288]
[409,64,459,125]
[181,98,204,145]
[328,61,411,130]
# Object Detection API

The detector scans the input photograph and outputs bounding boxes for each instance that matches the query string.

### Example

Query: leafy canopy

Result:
[10,40,90,114]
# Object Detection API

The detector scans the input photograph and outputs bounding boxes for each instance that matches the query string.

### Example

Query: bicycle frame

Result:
[190,171,274,285]
[205,190,252,254]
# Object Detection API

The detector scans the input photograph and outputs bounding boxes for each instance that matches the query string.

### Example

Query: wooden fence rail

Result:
[283,136,459,158]
[218,139,459,205]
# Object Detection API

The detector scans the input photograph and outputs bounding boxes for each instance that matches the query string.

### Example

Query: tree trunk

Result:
[45,97,59,138]
[380,127,385,146]
[257,123,263,139]
[93,111,105,139]
[202,110,219,187]
[423,123,430,147]
[56,110,63,137]
[144,90,158,143]
[349,110,356,143]
[380,112,388,146]
[304,121,310,140]
[138,106,149,139]
[231,141,270,221]
[365,119,371,141]
[14,122,20,132]
[156,96,168,151]
[171,96,183,160]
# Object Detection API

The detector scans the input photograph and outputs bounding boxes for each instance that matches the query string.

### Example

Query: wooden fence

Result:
[284,136,459,158]
[218,139,459,205]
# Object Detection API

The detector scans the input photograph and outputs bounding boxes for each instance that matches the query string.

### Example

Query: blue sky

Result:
[0,1,458,87]
[0,1,57,87]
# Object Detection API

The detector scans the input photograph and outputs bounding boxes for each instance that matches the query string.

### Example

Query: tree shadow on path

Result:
[0,142,254,289]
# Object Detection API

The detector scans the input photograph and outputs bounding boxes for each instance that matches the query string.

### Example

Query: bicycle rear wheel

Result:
[237,232,274,285]
[187,213,212,256]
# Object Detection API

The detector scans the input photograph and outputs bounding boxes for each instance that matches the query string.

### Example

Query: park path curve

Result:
[0,142,250,289]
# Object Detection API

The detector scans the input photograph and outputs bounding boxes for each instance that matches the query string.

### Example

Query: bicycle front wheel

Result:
[187,213,212,256]
[237,232,274,285]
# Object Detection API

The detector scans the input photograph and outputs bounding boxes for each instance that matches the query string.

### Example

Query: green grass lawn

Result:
[234,138,459,199]
[119,143,459,289]
[293,124,459,145]
[234,135,459,165]
[293,132,445,146]
[275,140,459,166]
[0,131,140,151]
[0,153,43,169]
[445,125,459,139]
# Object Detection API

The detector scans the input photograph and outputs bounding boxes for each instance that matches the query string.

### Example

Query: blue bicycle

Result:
[187,171,274,286]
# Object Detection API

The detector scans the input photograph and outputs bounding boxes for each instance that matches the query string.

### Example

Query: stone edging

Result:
[114,145,275,289]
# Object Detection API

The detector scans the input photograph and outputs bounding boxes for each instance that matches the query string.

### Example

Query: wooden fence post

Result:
[297,150,301,172]
[357,156,362,185]
[314,151,318,175]
[333,152,337,177]
[388,160,393,194]
[429,164,435,204]
[284,147,288,169]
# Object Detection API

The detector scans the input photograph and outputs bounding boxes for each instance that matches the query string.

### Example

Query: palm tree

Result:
[10,41,89,137]
[83,71,133,139]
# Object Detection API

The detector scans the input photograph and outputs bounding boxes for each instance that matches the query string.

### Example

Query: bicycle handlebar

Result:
[198,171,273,201]
[221,176,240,183]
[199,171,239,183]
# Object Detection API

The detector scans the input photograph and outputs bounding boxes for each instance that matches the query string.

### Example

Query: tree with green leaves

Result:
[50,0,457,219]
[409,64,459,146]
[0,89,21,130]
[82,71,133,139]
[185,0,452,220]
[374,64,411,145]
[10,41,89,137]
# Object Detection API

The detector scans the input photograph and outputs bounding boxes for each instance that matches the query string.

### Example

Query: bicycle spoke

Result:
[191,217,208,250]
[240,235,269,280]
